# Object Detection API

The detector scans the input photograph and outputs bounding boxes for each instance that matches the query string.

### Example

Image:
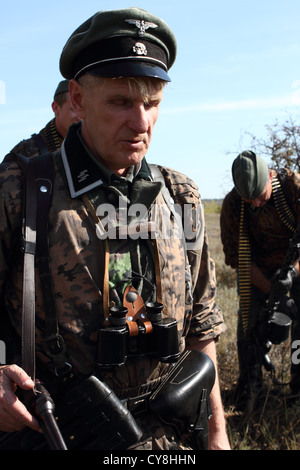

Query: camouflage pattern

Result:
[221,168,300,274]
[3,118,63,162]
[0,123,225,449]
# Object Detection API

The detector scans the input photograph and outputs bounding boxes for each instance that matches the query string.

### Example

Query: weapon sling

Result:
[17,153,67,450]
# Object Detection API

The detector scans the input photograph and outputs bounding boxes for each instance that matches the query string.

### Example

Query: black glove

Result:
[271,265,297,296]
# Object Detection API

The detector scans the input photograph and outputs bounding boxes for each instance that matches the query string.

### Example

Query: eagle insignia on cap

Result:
[125,19,158,37]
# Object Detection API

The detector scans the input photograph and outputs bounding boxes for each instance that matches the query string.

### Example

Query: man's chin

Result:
[122,152,146,166]
[110,154,145,176]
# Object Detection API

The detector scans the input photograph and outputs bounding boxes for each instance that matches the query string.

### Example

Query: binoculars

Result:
[97,302,180,367]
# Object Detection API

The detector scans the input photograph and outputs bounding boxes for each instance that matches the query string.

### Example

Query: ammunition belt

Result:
[272,175,296,232]
[238,199,251,337]
[238,174,296,337]
[40,119,63,153]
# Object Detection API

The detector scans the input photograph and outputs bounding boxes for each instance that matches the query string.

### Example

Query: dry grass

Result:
[205,207,300,450]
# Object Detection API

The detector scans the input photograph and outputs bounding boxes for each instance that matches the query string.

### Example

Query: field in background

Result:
[204,204,300,450]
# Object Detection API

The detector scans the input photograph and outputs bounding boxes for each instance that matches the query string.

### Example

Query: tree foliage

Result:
[246,115,300,171]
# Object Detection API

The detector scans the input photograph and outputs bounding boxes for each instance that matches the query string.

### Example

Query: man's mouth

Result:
[122,138,145,149]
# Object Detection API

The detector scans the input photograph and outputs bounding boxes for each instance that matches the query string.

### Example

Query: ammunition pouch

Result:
[149,349,215,450]
[0,375,142,450]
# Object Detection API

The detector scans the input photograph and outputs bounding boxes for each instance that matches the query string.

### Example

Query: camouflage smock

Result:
[220,168,300,275]
[0,123,225,399]
[3,118,63,161]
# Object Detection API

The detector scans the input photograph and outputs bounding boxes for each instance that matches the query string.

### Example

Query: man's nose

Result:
[252,199,261,207]
[127,105,149,133]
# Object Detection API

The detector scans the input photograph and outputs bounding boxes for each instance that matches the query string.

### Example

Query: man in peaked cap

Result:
[3,80,80,160]
[0,8,229,450]
[221,150,300,411]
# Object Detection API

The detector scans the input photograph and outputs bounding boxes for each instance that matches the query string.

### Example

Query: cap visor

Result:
[88,61,171,82]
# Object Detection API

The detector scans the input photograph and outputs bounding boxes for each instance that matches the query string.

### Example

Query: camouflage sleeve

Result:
[2,136,40,163]
[220,188,240,269]
[186,224,226,345]
[0,162,23,294]
[157,165,226,342]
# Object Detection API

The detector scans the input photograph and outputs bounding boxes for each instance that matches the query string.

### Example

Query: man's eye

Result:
[145,100,159,109]
[110,99,129,106]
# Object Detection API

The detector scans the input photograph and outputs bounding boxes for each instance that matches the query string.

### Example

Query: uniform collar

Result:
[62,122,151,198]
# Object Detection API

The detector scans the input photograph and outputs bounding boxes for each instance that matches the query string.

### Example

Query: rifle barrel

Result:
[39,410,67,450]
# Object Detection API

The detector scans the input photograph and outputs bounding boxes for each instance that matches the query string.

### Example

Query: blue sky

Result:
[1,0,300,198]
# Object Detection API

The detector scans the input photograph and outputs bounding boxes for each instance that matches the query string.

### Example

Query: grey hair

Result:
[77,74,166,101]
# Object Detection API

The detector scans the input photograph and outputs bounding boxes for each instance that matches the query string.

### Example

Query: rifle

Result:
[257,223,300,380]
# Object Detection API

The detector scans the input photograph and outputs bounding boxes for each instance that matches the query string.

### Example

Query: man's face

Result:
[243,172,273,207]
[70,77,163,175]
[52,93,80,138]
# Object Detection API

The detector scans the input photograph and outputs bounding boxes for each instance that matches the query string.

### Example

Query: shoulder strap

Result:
[16,153,55,380]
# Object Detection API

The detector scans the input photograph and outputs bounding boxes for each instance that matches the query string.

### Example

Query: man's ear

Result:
[51,101,60,116]
[69,79,85,119]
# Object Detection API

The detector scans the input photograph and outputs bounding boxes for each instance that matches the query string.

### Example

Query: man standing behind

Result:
[221,150,300,410]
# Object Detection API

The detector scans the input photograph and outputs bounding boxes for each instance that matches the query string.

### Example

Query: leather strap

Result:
[20,157,38,380]
[103,239,110,323]
[123,286,152,336]
[17,154,55,380]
